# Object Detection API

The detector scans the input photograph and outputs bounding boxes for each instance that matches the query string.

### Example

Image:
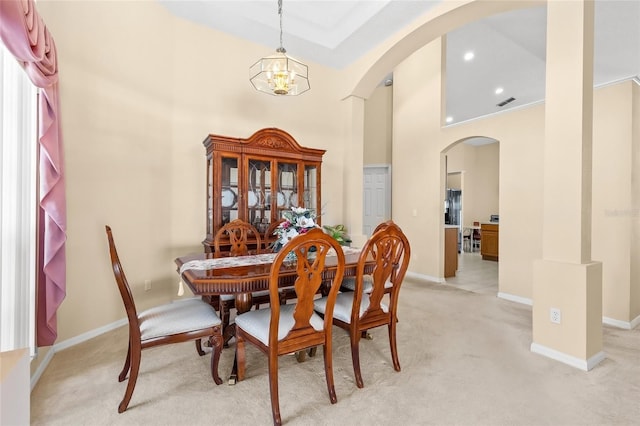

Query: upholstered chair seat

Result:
[235,304,325,345]
[139,299,222,341]
[314,292,388,325]
[340,276,391,293]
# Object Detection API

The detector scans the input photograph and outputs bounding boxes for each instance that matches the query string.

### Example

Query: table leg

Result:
[228,292,252,385]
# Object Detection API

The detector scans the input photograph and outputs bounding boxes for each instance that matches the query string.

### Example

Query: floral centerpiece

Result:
[272,207,320,252]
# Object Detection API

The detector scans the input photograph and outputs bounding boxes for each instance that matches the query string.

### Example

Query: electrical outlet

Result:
[144,279,152,291]
[550,307,561,324]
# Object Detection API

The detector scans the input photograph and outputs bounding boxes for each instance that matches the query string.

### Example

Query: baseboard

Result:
[603,314,640,330]
[405,270,444,284]
[30,318,127,391]
[632,314,640,329]
[497,292,533,306]
[530,342,606,371]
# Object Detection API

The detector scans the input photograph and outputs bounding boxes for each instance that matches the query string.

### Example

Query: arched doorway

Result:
[443,136,499,294]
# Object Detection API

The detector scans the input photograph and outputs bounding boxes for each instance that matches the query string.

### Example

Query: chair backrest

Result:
[372,220,392,235]
[105,225,141,338]
[353,221,410,323]
[267,228,345,348]
[263,219,285,251]
[214,219,262,257]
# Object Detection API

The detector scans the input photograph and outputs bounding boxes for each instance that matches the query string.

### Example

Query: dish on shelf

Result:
[288,191,298,208]
[276,191,286,208]
[221,187,236,208]
[247,190,258,207]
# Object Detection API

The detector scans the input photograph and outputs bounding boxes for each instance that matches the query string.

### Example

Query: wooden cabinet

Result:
[480,223,499,261]
[444,227,458,277]
[203,128,325,253]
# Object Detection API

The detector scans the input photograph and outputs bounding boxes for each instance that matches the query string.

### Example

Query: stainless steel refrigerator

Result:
[444,189,461,225]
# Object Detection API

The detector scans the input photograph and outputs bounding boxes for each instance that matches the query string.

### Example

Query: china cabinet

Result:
[203,128,325,253]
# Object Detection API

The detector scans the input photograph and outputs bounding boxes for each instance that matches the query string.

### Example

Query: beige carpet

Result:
[31,279,640,425]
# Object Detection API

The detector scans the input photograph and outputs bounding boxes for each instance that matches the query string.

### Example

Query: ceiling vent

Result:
[497,97,516,107]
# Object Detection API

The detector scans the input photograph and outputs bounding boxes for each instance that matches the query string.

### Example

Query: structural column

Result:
[342,94,367,247]
[531,0,604,370]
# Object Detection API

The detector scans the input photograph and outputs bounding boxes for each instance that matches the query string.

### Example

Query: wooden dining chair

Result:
[340,220,394,295]
[472,221,482,252]
[263,218,285,251]
[212,219,271,338]
[105,226,223,413]
[314,221,410,388]
[234,228,345,426]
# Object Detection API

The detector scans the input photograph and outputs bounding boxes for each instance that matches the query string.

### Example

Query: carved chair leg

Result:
[388,320,401,372]
[118,345,141,413]
[350,332,364,388]
[195,339,205,356]
[221,302,232,347]
[235,330,246,382]
[268,355,282,426]
[209,332,223,385]
[278,291,287,306]
[323,344,338,404]
[118,342,132,382]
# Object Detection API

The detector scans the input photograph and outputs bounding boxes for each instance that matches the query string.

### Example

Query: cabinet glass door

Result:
[248,158,271,235]
[304,164,318,212]
[221,156,239,226]
[277,162,298,214]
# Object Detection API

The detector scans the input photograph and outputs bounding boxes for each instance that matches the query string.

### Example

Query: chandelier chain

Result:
[278,0,284,51]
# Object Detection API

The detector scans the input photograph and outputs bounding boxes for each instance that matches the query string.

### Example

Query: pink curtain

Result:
[0,0,66,346]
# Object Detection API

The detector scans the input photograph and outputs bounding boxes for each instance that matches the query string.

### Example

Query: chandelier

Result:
[249,0,310,96]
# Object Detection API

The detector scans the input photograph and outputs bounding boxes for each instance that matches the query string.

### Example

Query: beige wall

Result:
[592,81,634,323]
[446,172,461,190]
[631,81,640,321]
[364,85,393,165]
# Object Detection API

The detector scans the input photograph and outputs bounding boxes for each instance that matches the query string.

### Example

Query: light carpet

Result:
[31,279,640,425]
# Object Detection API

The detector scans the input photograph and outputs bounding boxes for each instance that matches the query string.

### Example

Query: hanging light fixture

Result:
[249,0,310,96]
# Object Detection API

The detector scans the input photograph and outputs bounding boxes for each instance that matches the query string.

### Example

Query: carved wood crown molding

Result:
[255,137,290,150]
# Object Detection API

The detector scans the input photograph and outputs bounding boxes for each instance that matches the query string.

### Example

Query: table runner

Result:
[177,246,361,295]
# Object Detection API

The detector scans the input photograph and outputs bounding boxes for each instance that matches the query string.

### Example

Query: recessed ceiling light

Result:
[463,51,474,61]
[446,116,453,123]
[495,87,504,95]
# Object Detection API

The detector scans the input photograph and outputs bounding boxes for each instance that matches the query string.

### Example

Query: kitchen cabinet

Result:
[203,128,325,253]
[444,226,458,277]
[480,223,499,261]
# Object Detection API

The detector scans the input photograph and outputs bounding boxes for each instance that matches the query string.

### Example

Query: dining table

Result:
[175,245,370,383]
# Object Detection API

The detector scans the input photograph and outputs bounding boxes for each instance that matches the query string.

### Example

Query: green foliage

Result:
[323,224,352,246]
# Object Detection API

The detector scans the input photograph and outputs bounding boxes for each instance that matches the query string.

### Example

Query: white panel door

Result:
[363,165,391,236]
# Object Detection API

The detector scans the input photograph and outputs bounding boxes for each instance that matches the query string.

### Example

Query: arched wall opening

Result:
[442,136,500,293]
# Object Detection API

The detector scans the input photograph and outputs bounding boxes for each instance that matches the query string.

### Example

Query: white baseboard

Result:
[530,342,606,371]
[603,313,640,330]
[497,292,533,306]
[31,318,127,391]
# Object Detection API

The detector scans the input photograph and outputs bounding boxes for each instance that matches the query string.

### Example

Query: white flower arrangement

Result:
[272,207,319,251]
